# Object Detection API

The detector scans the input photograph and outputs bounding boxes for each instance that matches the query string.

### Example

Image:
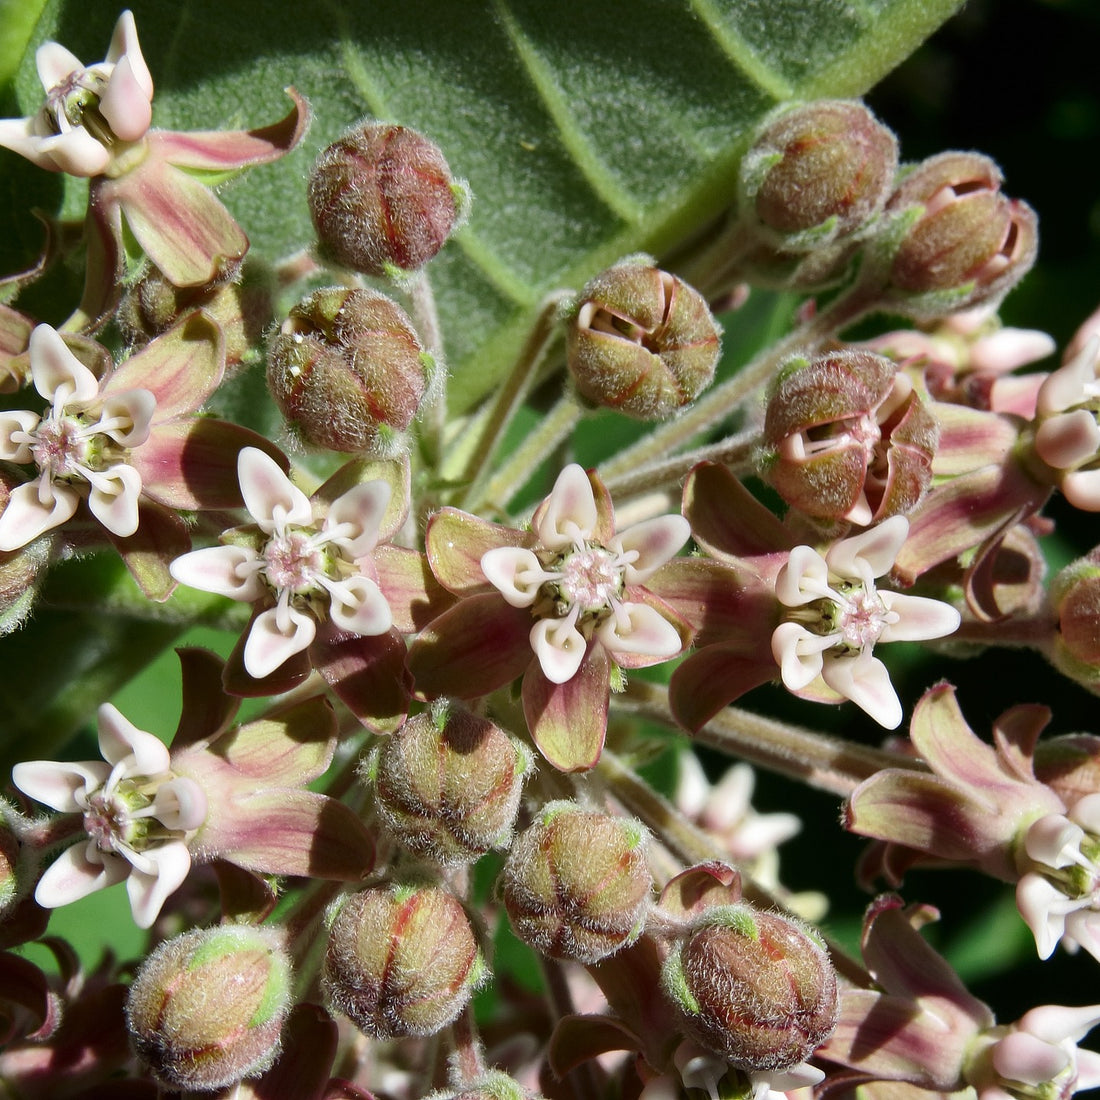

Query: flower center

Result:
[83,789,129,852]
[30,416,93,479]
[262,529,326,593]
[557,546,623,612]
[44,67,114,144]
[835,585,894,650]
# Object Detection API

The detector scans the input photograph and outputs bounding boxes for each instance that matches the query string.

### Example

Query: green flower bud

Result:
[498,802,652,964]
[267,286,431,452]
[426,1069,543,1100]
[567,261,721,421]
[309,122,464,277]
[1046,549,1100,691]
[739,99,899,251]
[322,883,486,1038]
[661,905,838,1072]
[369,705,533,865]
[125,924,292,1091]
[0,809,19,919]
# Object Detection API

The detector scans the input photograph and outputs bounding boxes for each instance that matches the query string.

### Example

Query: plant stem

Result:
[408,270,447,467]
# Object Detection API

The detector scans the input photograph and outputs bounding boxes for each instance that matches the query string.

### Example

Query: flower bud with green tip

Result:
[125,924,293,1091]
[567,261,721,421]
[739,99,898,252]
[366,703,533,865]
[426,1069,545,1100]
[498,802,652,963]
[309,121,466,277]
[661,904,838,1072]
[267,286,433,453]
[1047,548,1100,692]
[322,882,486,1039]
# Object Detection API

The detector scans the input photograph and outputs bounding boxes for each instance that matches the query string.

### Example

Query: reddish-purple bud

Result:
[567,261,721,421]
[1035,734,1100,812]
[125,924,292,1091]
[661,905,838,1072]
[885,152,1038,317]
[1046,549,1100,692]
[309,122,463,276]
[267,286,432,452]
[498,802,652,964]
[761,349,938,524]
[322,883,486,1039]
[366,704,533,865]
[739,100,898,251]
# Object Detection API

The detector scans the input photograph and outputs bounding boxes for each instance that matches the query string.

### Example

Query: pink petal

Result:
[37,128,111,176]
[1075,1049,1100,1092]
[243,606,316,679]
[992,1031,1068,1086]
[327,575,392,636]
[523,646,610,772]
[153,778,208,832]
[35,41,82,90]
[372,544,456,633]
[99,54,152,142]
[822,652,903,728]
[170,545,264,600]
[669,644,777,732]
[530,617,587,684]
[536,464,598,549]
[1020,1004,1100,1046]
[597,602,682,660]
[0,478,79,551]
[106,496,190,602]
[826,515,908,579]
[29,323,100,404]
[683,461,792,560]
[314,454,409,542]
[238,446,312,531]
[481,545,551,607]
[0,410,41,461]
[325,480,390,558]
[312,627,410,735]
[87,462,142,537]
[1035,411,1100,470]
[426,507,532,594]
[35,843,128,908]
[126,841,191,928]
[970,327,1056,374]
[615,514,691,583]
[97,702,171,774]
[11,760,109,811]
[878,592,961,642]
[106,11,152,95]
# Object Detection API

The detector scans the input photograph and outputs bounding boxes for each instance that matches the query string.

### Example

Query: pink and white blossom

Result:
[12,703,205,928]
[0,10,153,177]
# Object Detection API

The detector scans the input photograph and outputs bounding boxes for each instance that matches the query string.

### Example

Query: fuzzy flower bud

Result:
[761,349,937,524]
[267,286,432,452]
[1046,549,1100,692]
[322,883,486,1039]
[661,905,838,1072]
[366,704,533,865]
[567,261,721,421]
[885,152,1038,317]
[309,121,464,277]
[498,802,652,963]
[426,1069,543,1100]
[125,924,292,1091]
[0,811,19,919]
[739,99,898,251]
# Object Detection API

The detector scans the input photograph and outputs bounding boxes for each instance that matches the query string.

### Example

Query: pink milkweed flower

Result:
[0,10,153,177]
[407,463,692,771]
[11,703,206,929]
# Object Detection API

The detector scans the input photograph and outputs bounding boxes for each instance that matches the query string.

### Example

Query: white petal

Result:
[596,601,682,659]
[0,410,41,462]
[774,545,831,607]
[1062,468,1100,512]
[615,514,691,584]
[0,116,58,171]
[758,1062,825,1093]
[107,10,153,97]
[1075,1049,1100,1093]
[1071,793,1100,834]
[243,605,316,678]
[35,842,129,909]
[29,324,101,405]
[992,1031,1069,1086]
[0,478,79,551]
[35,41,83,90]
[327,574,393,636]
[99,54,152,142]
[169,544,266,601]
[1064,909,1100,965]
[530,617,587,684]
[1016,873,1066,960]
[87,462,142,537]
[1024,813,1083,868]
[12,759,109,811]
[153,777,208,832]
[481,546,552,607]
[970,328,1056,374]
[771,621,830,690]
[1019,1003,1100,1046]
[238,447,313,532]
[674,751,711,816]
[97,703,171,775]
[36,128,111,177]
[826,515,908,580]
[96,389,156,447]
[126,841,191,929]
[877,592,961,643]
[536,464,598,550]
[1035,411,1100,470]
[822,652,903,729]
[325,479,390,558]
[1038,337,1099,416]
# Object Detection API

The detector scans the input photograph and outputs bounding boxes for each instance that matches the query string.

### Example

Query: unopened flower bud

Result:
[125,924,292,1091]
[267,286,431,452]
[498,802,652,963]
[739,100,898,251]
[426,1069,541,1100]
[322,883,486,1038]
[367,704,533,864]
[884,152,1037,317]
[0,809,19,918]
[661,905,838,1071]
[1046,549,1100,691]
[568,262,721,420]
[1035,733,1100,811]
[309,122,464,277]
[761,349,937,524]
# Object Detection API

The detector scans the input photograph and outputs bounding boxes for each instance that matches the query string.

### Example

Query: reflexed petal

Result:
[35,41,82,90]
[425,506,532,594]
[169,544,265,601]
[596,602,682,659]
[1024,813,1083,868]
[0,478,79,551]
[35,842,129,908]
[822,652,903,729]
[992,1031,1068,1086]
[238,447,312,531]
[99,54,152,142]
[38,128,111,177]
[771,621,831,690]
[97,702,171,774]
[536,464,598,549]
[0,409,40,461]
[243,605,316,678]
[523,644,609,772]
[1020,1003,1100,1046]
[481,546,552,608]
[774,545,831,606]
[1015,873,1066,959]
[87,462,142,536]
[325,479,390,558]
[96,388,156,446]
[530,617,587,684]
[327,575,392,636]
[615,514,691,583]
[126,841,191,928]
[827,514,909,580]
[153,777,208,832]
[29,323,100,405]
[878,592,961,642]
[11,760,109,811]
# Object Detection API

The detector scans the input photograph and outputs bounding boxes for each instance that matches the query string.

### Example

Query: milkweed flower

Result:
[12,704,206,928]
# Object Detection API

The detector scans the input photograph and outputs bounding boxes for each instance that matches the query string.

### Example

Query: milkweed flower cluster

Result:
[0,11,1098,1100]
